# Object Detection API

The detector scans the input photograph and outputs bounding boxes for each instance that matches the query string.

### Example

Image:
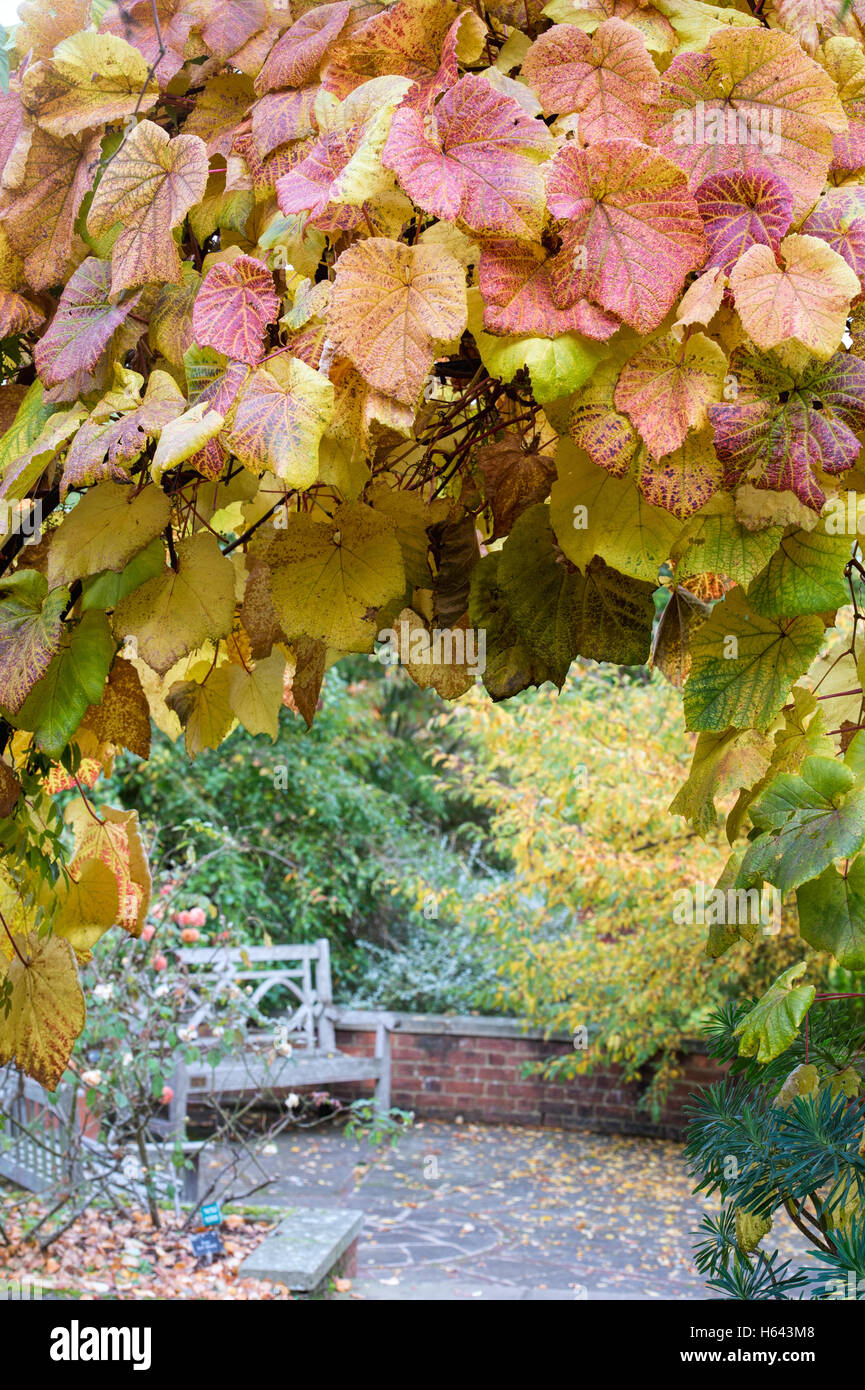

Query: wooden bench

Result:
[168,940,391,1140]
[0,1067,191,1204]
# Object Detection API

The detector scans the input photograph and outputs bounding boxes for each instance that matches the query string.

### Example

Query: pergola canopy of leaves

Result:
[3,0,865,1087]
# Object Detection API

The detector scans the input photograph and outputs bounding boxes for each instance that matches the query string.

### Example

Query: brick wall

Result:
[331,1014,727,1140]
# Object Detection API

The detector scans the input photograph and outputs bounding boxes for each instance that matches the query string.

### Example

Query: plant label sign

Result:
[200,1202,222,1227]
[190,1229,224,1264]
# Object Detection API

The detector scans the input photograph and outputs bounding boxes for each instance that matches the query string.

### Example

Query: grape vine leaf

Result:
[545,138,706,332]
[0,932,86,1090]
[683,584,825,731]
[329,237,467,405]
[87,119,209,294]
[191,253,278,366]
[733,963,815,1062]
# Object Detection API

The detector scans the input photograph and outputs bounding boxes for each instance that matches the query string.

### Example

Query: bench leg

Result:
[168,1060,189,1142]
[181,1150,200,1206]
[374,1023,391,1111]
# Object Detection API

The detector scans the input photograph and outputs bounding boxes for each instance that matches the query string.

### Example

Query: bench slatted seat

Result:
[169,939,390,1138]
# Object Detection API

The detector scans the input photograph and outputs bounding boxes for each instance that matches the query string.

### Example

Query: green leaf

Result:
[497,504,580,686]
[674,507,784,587]
[469,551,560,701]
[574,556,657,666]
[746,523,852,617]
[0,381,56,479]
[670,727,773,837]
[14,611,116,758]
[496,505,656,683]
[0,571,70,715]
[733,963,815,1063]
[797,857,865,971]
[683,586,824,731]
[80,536,168,612]
[467,289,604,404]
[737,755,865,893]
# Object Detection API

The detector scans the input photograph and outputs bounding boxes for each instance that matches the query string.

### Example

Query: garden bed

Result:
[0,1195,292,1300]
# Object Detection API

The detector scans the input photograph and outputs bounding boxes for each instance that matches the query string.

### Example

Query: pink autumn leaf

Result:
[382,73,553,241]
[276,133,351,222]
[251,87,318,158]
[545,139,706,333]
[255,1,351,94]
[830,99,865,177]
[801,186,865,289]
[478,238,619,339]
[188,354,249,418]
[708,347,865,510]
[400,9,487,114]
[192,255,278,367]
[34,257,142,389]
[320,0,463,101]
[694,169,794,278]
[651,29,846,221]
[521,18,660,142]
[197,0,268,62]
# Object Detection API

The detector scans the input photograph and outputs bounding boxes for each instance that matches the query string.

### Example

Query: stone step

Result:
[239,1206,364,1293]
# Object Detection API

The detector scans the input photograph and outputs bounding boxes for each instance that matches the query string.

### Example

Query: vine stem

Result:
[0,906,29,966]
[73,777,105,826]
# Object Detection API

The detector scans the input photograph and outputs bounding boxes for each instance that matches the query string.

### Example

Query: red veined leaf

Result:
[652,28,846,220]
[801,186,865,287]
[255,1,352,93]
[522,18,660,141]
[694,169,794,278]
[192,254,278,367]
[478,238,619,339]
[34,258,142,389]
[708,348,865,510]
[545,138,706,333]
[383,73,553,241]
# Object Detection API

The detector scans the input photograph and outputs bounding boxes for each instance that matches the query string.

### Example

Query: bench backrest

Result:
[176,939,335,1051]
[0,1068,78,1192]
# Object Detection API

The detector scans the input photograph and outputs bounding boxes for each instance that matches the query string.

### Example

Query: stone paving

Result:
[204,1119,809,1300]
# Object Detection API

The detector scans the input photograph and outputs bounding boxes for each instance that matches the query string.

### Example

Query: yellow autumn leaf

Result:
[54,857,120,962]
[47,481,171,586]
[268,501,406,651]
[226,353,333,489]
[113,531,236,676]
[166,662,236,758]
[66,801,151,935]
[0,932,86,1091]
[151,403,225,482]
[550,438,684,582]
[87,119,209,294]
[730,234,860,359]
[20,31,158,139]
[228,650,286,740]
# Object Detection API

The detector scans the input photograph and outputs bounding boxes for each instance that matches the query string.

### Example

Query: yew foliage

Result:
[2,0,865,1086]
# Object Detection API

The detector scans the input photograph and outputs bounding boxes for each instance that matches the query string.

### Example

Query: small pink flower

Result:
[188,907,207,928]
[141,924,156,942]
[175,909,190,926]
[180,927,200,944]
[152,953,168,972]
[160,1085,174,1105]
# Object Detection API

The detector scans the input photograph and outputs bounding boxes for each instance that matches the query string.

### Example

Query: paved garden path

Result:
[210,1120,808,1300]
